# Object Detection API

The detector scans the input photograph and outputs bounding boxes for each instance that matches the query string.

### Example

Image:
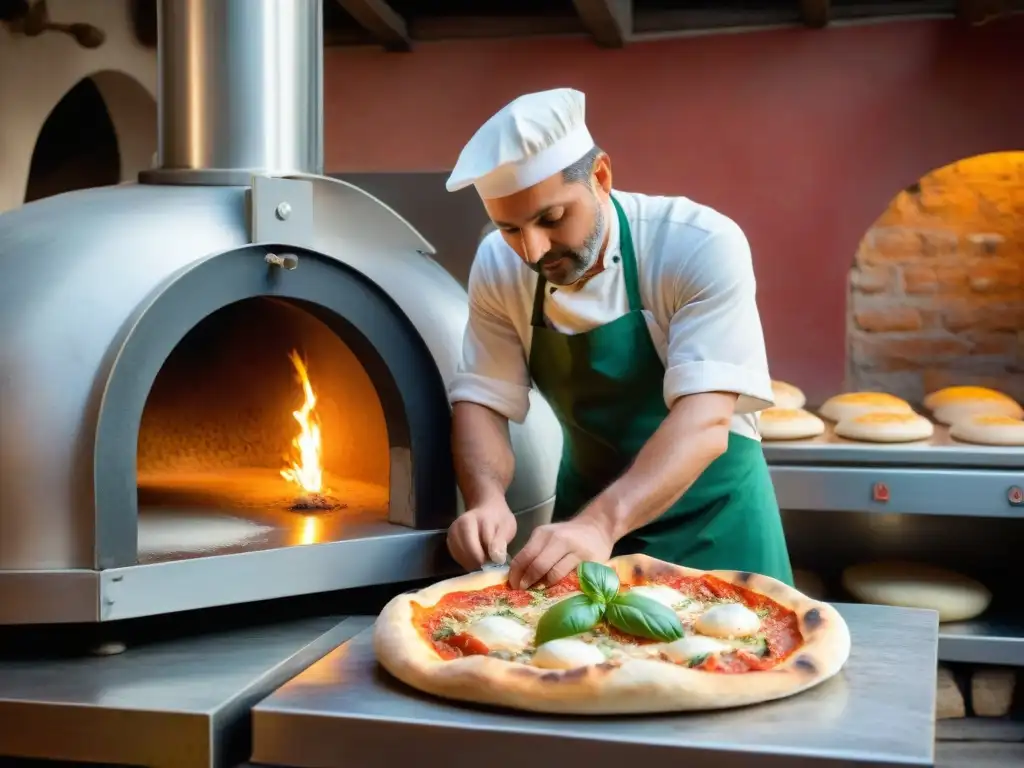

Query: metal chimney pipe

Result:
[140,0,324,186]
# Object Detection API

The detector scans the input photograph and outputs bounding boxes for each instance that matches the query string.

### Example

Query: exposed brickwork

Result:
[847,152,1024,404]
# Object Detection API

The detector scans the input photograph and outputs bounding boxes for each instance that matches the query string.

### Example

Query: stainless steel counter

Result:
[763,423,1024,469]
[251,604,939,768]
[763,420,1024,668]
[0,615,364,768]
[765,423,1023,520]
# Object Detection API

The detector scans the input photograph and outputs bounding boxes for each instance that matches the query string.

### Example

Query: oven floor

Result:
[136,468,391,564]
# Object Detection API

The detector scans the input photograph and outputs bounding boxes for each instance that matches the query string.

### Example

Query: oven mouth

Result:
[93,244,455,570]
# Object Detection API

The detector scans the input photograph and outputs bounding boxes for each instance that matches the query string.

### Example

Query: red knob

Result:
[872,482,890,503]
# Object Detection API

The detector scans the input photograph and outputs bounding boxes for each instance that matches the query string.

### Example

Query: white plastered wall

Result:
[0,0,157,212]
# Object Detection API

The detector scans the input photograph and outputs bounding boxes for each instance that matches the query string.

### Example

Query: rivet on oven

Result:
[1009,486,1024,507]
[275,202,292,221]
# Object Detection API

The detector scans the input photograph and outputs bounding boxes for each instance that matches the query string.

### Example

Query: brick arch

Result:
[845,151,1024,405]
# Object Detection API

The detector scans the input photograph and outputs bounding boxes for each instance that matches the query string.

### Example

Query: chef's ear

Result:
[591,152,613,197]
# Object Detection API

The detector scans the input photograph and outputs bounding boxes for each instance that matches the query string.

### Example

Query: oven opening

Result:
[847,150,1024,404]
[136,297,390,563]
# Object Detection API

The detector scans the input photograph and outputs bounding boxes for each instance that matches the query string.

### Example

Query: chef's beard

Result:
[531,198,607,286]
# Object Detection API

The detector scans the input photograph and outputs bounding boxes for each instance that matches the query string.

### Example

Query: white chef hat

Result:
[446,88,595,199]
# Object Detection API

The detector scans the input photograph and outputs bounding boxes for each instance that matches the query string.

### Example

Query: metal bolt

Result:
[275,202,292,221]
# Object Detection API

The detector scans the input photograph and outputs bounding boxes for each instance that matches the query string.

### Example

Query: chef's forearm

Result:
[451,402,516,509]
[578,393,736,540]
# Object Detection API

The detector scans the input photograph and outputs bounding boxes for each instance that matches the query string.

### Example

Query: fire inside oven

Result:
[135,297,389,563]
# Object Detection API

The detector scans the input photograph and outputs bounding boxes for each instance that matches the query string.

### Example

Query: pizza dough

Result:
[771,380,806,410]
[374,554,852,715]
[949,414,1024,446]
[818,392,913,423]
[923,385,1021,412]
[834,411,935,443]
[758,408,826,441]
[926,386,1023,426]
[842,562,991,623]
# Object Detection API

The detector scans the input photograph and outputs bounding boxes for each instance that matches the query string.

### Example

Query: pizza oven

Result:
[0,0,560,626]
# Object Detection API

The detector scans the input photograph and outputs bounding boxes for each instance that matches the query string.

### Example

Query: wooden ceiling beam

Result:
[334,0,411,51]
[798,0,831,28]
[571,0,632,48]
[956,0,1009,25]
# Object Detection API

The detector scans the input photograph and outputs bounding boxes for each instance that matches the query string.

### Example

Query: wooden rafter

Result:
[798,0,830,28]
[334,0,411,51]
[955,0,1009,25]
[571,0,632,48]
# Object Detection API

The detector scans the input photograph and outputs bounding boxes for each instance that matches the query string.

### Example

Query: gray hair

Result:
[561,146,604,187]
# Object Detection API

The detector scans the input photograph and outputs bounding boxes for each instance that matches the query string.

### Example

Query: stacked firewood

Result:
[937,665,1019,719]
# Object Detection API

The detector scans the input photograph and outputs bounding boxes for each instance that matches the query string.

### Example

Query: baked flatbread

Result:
[819,392,912,423]
[923,385,1019,412]
[374,555,851,715]
[834,411,934,443]
[926,386,1023,425]
[771,380,806,410]
[842,562,991,623]
[758,407,826,441]
[949,414,1024,446]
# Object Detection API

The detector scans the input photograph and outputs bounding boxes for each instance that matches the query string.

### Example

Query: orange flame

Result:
[281,351,324,494]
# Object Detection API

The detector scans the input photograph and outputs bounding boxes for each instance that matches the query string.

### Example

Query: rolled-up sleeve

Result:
[448,254,533,423]
[663,223,773,414]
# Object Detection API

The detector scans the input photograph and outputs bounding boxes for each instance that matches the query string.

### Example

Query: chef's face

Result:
[484,153,613,286]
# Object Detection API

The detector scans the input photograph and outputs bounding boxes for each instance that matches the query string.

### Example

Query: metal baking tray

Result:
[251,608,938,768]
[762,423,1024,469]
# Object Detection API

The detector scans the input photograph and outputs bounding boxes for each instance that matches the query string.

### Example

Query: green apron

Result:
[527,196,793,584]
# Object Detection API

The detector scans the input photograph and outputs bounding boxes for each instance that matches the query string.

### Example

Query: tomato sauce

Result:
[413,584,534,659]
[652,573,804,672]
[412,571,803,673]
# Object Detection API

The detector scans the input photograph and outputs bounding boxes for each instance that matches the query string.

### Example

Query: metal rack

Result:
[764,422,1024,668]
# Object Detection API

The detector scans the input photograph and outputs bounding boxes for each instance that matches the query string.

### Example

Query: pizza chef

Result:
[444,88,794,591]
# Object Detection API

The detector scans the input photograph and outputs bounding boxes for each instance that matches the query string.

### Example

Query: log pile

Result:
[936,664,1018,720]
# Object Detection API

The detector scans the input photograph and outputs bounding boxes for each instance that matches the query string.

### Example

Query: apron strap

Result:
[531,273,548,328]
[612,196,643,313]
[530,194,642,327]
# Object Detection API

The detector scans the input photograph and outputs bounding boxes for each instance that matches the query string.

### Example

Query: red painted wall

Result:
[323,18,1024,402]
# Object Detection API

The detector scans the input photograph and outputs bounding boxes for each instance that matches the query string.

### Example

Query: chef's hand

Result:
[508,518,614,590]
[446,499,517,572]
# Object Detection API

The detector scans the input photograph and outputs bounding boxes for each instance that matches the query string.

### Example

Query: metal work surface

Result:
[0,502,553,625]
[0,615,364,768]
[762,423,1024,469]
[768,465,1024,519]
[252,605,938,768]
[939,614,1024,666]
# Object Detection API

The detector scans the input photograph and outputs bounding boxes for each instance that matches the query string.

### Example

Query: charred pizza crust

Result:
[374,554,851,715]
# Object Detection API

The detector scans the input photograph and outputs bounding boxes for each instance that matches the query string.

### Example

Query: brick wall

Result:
[847,152,1024,405]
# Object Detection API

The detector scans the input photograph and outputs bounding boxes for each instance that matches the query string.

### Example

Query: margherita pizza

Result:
[374,554,851,714]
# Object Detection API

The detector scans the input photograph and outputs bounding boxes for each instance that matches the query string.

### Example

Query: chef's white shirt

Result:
[449,189,774,440]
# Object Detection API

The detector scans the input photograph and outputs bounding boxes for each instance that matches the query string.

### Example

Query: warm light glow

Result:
[281,350,324,494]
[299,514,320,545]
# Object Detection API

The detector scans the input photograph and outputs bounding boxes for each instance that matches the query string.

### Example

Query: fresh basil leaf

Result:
[688,653,709,668]
[605,591,684,642]
[577,561,620,605]
[534,594,604,646]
